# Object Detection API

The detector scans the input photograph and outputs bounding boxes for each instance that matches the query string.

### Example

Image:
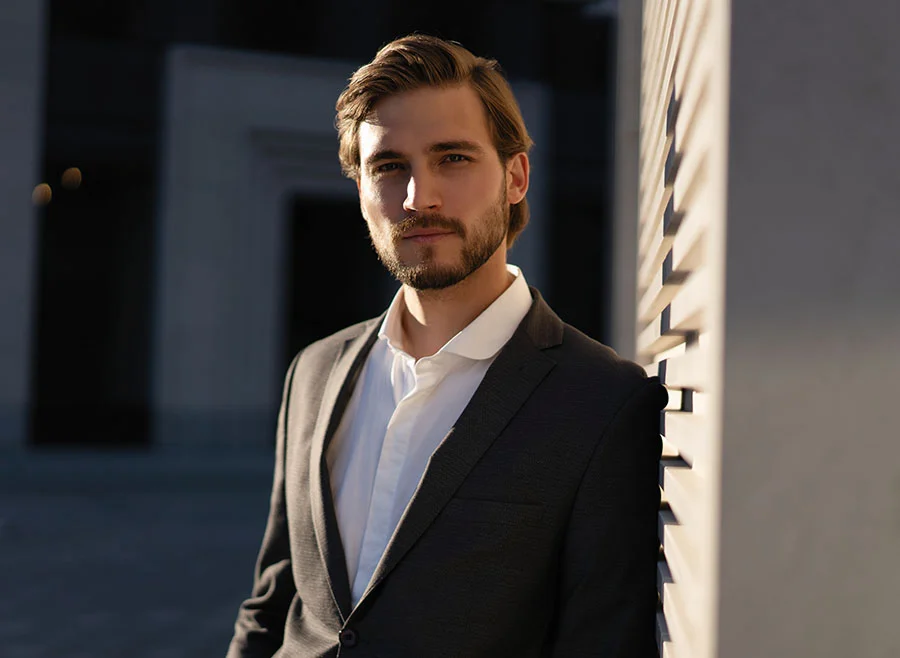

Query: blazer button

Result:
[339,628,359,648]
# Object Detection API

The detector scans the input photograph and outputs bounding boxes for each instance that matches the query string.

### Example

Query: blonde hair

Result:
[335,34,534,247]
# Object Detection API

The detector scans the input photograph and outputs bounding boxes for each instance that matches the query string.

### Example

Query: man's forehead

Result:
[365,84,484,122]
[358,126,490,160]
[358,86,493,156]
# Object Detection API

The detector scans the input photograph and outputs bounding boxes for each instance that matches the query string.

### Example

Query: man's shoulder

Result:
[547,321,660,404]
[306,316,381,353]
[288,315,382,374]
[523,287,653,400]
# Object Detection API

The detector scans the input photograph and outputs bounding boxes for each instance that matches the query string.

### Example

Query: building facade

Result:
[2,0,615,449]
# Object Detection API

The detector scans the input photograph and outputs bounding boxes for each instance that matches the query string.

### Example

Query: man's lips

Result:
[402,229,457,241]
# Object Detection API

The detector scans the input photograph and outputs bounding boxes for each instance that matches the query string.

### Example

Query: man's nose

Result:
[402,169,441,213]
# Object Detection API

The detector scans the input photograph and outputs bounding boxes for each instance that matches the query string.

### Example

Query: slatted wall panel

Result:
[636,1,729,657]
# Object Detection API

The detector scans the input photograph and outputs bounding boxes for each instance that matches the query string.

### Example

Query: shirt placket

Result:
[352,352,439,601]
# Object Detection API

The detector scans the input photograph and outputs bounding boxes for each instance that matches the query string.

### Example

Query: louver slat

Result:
[663,345,707,392]
[662,411,703,466]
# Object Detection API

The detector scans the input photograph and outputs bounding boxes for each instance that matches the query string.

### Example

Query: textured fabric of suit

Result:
[227,288,667,658]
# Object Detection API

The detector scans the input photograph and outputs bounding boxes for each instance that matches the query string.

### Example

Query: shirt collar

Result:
[378,264,533,361]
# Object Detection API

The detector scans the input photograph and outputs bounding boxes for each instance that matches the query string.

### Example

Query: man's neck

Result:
[399,252,514,360]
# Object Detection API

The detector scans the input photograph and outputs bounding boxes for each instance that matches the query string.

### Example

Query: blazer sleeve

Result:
[227,354,302,658]
[548,376,667,658]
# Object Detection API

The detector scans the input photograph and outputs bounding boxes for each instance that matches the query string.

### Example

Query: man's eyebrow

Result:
[364,149,404,167]
[363,141,486,167]
[429,140,485,154]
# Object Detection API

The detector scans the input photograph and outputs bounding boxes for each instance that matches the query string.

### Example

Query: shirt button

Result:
[339,628,359,648]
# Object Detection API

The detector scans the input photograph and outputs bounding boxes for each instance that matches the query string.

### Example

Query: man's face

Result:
[356,84,512,290]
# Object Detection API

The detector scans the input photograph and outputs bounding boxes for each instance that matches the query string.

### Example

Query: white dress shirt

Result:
[325,264,533,606]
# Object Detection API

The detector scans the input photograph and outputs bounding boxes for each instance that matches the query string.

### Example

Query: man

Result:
[228,34,666,658]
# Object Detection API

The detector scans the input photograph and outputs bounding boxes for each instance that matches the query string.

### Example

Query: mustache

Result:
[391,213,466,239]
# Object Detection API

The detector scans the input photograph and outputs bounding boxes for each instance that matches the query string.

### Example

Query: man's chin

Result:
[394,263,471,291]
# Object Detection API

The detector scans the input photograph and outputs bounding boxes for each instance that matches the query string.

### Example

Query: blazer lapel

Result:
[308,318,382,622]
[356,289,564,609]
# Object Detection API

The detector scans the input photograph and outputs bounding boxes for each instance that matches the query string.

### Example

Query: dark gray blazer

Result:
[227,289,667,658]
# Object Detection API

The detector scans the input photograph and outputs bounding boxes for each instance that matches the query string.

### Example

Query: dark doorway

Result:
[283,196,395,372]
[30,160,154,447]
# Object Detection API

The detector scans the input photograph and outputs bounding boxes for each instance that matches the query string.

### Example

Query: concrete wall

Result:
[718,2,900,656]
[153,48,357,448]
[0,0,46,446]
[611,0,641,360]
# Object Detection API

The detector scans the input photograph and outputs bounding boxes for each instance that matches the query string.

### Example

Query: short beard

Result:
[370,187,509,291]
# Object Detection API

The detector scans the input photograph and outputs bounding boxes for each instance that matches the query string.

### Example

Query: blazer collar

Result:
[308,317,383,622]
[519,286,565,350]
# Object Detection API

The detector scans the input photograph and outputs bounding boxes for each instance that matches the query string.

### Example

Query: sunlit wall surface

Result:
[632,1,729,656]
[620,1,900,656]
[616,0,729,655]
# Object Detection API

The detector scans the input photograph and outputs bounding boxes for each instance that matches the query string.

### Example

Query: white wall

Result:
[718,2,900,655]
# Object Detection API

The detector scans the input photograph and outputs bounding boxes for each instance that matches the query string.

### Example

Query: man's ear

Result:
[505,152,530,205]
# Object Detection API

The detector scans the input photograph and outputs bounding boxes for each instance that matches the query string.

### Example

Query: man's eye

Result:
[444,154,470,163]
[375,162,403,173]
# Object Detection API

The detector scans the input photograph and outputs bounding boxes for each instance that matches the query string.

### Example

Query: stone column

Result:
[0,0,46,446]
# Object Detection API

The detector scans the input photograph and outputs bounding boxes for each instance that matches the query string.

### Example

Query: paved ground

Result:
[0,449,276,657]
